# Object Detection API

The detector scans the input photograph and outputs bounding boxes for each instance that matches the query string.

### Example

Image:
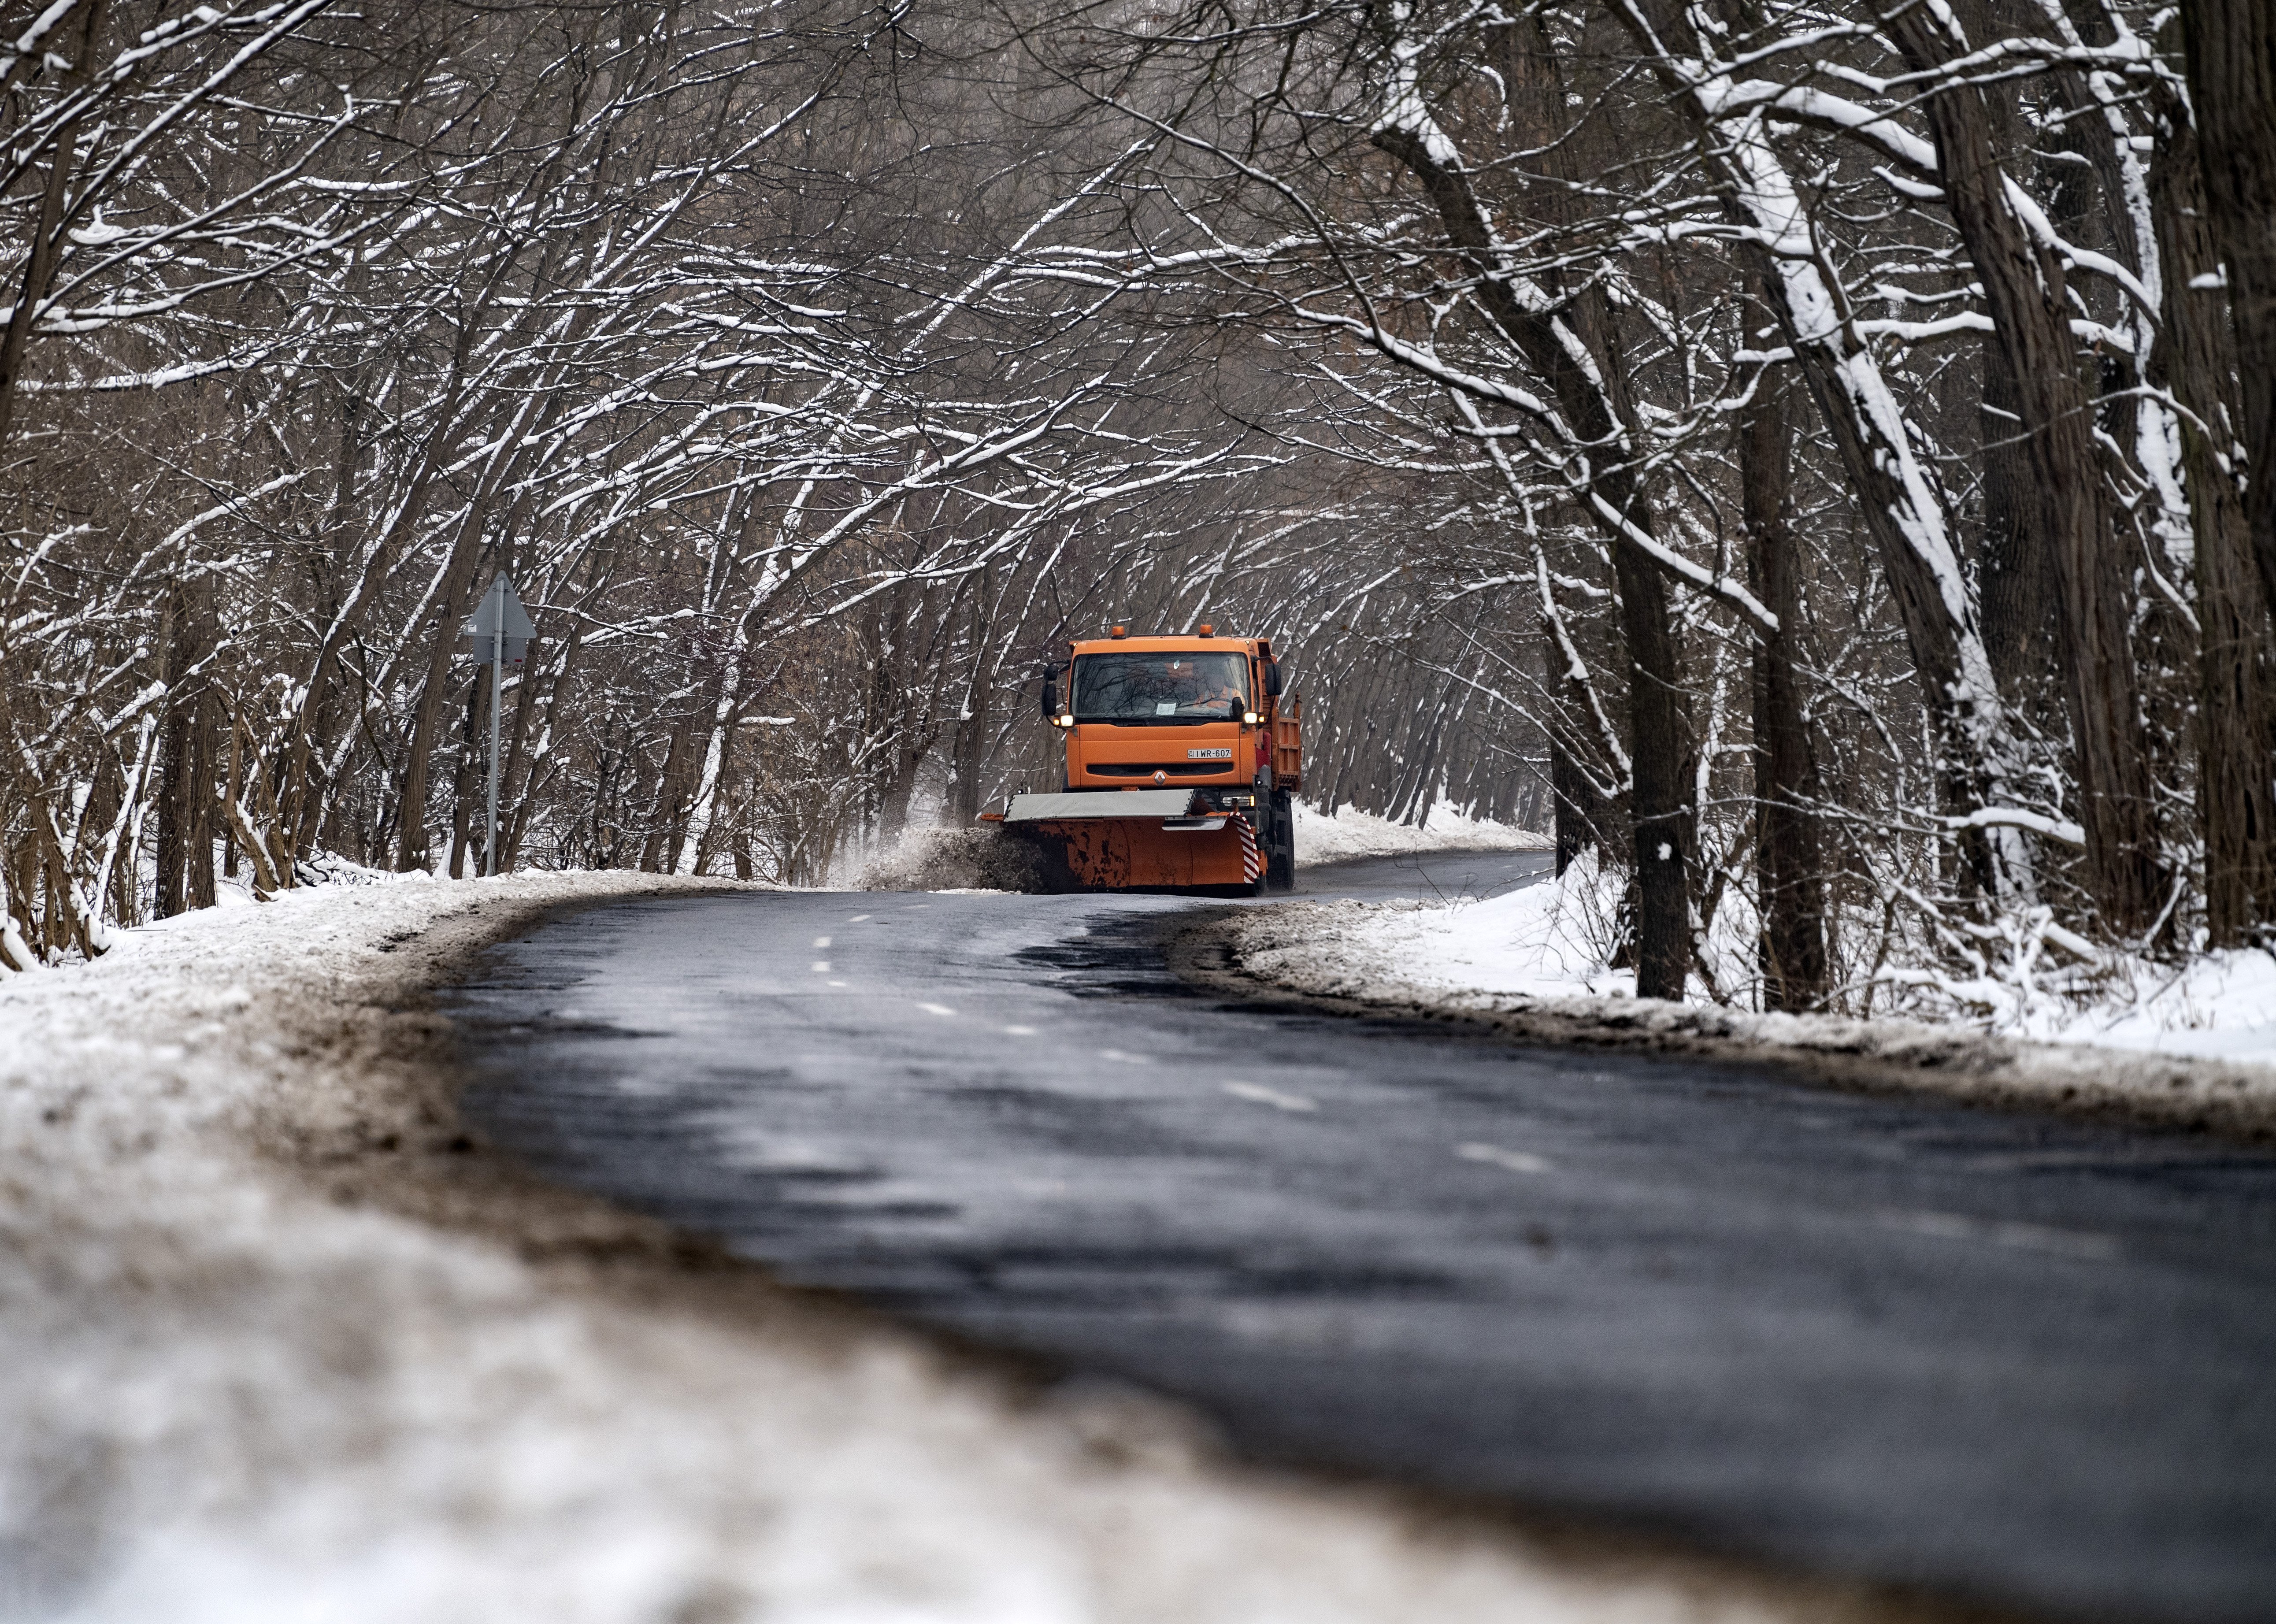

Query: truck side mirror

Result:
[1264,660,1283,698]
[1040,674,1059,720]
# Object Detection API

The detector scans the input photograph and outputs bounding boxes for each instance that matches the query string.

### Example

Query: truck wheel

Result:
[1266,793,1296,890]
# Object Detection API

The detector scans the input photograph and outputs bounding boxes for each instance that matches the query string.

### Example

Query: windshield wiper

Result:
[1075,714,1219,727]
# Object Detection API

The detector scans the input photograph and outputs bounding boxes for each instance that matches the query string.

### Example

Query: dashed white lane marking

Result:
[1223,1081,1316,1113]
[1457,1142,1552,1175]
[1098,1049,1149,1064]
[828,981,849,988]
[1004,1025,1038,1036]
[813,936,832,949]
[848,914,872,923]
[811,961,832,973]
[1875,1209,2119,1262]
[917,1002,957,1017]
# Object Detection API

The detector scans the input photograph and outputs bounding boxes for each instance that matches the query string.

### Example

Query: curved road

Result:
[446,854,2276,1624]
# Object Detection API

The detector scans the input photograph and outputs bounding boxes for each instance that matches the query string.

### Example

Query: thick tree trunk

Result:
[448,662,489,879]
[643,712,703,873]
[1742,374,1828,1009]
[154,572,220,918]
[2183,0,2276,627]
[1976,345,2054,706]
[1891,9,2168,934]
[2152,83,2276,943]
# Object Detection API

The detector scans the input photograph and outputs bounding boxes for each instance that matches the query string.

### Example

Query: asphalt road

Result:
[446,853,2276,1624]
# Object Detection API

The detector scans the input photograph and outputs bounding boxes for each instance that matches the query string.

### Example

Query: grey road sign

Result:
[461,574,536,664]
[460,574,537,876]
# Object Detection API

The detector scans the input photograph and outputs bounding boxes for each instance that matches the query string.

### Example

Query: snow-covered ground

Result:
[1220,859,2276,1139]
[1295,801,1551,865]
[1267,853,2276,1067]
[1323,849,1632,1000]
[2,869,1813,1624]
[2000,951,2276,1063]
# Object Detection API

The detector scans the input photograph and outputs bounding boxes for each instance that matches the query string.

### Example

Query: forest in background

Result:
[3,0,2273,1022]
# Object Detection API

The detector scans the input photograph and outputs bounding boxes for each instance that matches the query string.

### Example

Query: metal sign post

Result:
[460,575,535,876]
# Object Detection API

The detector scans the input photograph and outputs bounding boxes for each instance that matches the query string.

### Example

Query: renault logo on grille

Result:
[1152,769,1168,784]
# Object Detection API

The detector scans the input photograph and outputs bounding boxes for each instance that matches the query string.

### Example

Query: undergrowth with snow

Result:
[1214,862,2276,1139]
[1320,855,2276,1067]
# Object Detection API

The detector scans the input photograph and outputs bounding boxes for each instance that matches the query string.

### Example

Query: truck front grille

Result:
[1086,762,1232,778]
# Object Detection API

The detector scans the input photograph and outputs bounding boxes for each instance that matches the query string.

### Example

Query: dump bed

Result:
[1273,693,1302,793]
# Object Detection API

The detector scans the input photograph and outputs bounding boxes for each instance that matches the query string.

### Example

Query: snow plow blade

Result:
[995,790,1260,892]
[1003,789,1197,821]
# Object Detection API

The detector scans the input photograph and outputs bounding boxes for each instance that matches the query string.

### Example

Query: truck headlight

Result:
[1242,710,1260,725]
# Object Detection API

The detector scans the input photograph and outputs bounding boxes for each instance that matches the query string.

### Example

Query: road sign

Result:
[460,574,537,877]
[461,574,535,664]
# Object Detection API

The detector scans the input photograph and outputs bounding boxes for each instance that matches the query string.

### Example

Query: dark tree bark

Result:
[2183,0,2276,627]
[1976,343,2054,705]
[448,662,488,879]
[1965,0,2057,719]
[1890,7,2169,934]
[2151,80,2276,942]
[153,577,219,917]
[1742,371,1828,1009]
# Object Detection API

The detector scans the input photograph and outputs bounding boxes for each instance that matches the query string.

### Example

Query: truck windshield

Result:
[1072,651,1249,724]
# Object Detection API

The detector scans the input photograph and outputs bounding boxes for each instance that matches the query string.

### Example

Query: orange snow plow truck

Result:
[979,626,1300,894]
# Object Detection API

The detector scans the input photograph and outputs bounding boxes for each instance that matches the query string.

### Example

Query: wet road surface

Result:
[445,855,2276,1623]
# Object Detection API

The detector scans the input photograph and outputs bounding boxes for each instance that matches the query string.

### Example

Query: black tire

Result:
[1265,790,1297,890]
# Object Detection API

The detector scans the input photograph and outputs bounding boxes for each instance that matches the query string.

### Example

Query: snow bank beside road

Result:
[3,869,1826,1624]
[1262,855,2276,1072]
[1321,850,1634,1000]
[1205,878,2276,1143]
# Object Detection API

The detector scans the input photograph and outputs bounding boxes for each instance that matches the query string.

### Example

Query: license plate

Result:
[1187,747,1232,760]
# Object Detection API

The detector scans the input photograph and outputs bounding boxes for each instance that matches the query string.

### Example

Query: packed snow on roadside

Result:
[1309,849,1634,999]
[1295,801,1550,865]
[1273,853,2276,1074]
[1,868,1802,1624]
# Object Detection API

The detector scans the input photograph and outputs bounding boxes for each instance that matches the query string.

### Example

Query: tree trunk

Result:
[153,577,219,916]
[448,664,488,879]
[2184,0,2276,627]
[2152,81,2276,942]
[1891,8,2168,934]
[1741,372,1828,1009]
[1976,344,2054,706]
